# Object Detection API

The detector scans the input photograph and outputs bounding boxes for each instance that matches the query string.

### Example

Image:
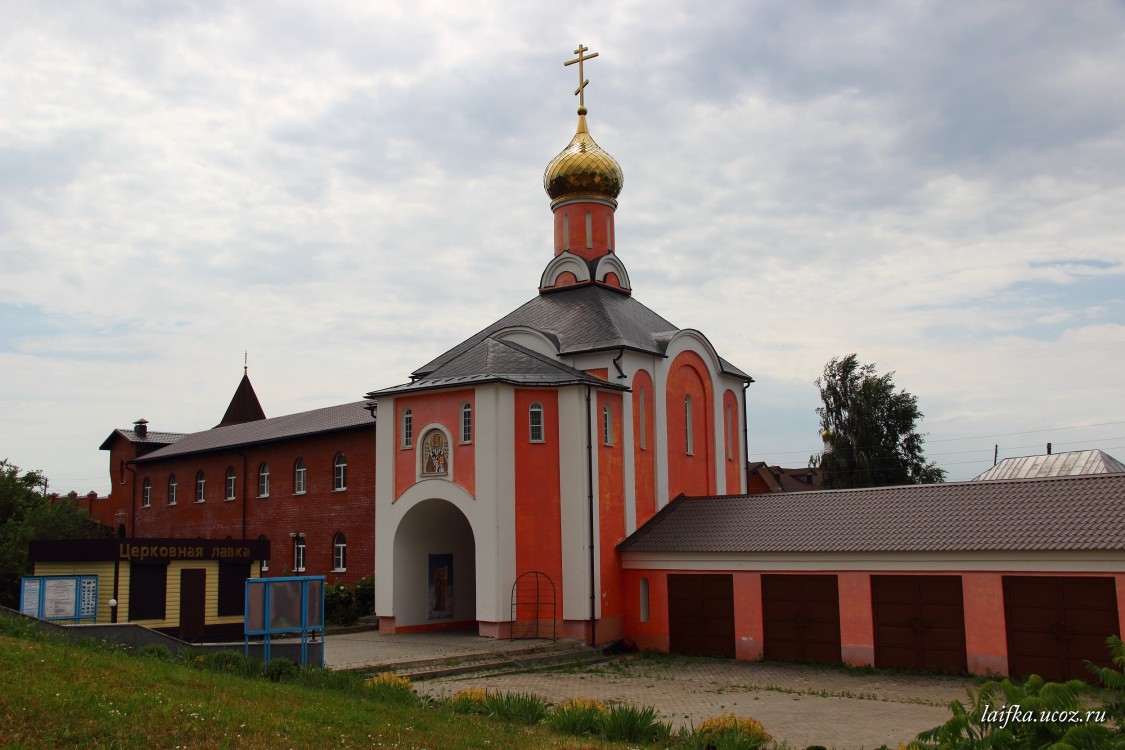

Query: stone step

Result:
[396,646,612,681]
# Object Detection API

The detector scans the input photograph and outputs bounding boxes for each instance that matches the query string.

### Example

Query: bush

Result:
[137,644,173,661]
[325,581,357,626]
[597,703,670,743]
[482,691,549,725]
[684,713,772,750]
[354,575,374,617]
[448,687,491,715]
[365,672,417,704]
[204,649,260,678]
[546,697,607,736]
[263,657,300,683]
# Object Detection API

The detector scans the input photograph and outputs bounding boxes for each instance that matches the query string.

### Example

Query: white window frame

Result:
[403,409,413,448]
[142,478,151,508]
[293,536,306,573]
[461,403,472,443]
[225,467,236,501]
[529,402,544,442]
[195,471,206,503]
[258,463,270,497]
[294,457,306,495]
[332,532,346,572]
[602,404,613,446]
[168,475,177,505]
[334,452,347,491]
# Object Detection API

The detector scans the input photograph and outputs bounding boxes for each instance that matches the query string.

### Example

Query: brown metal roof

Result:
[215,372,266,427]
[618,473,1125,554]
[135,401,374,462]
[98,429,187,451]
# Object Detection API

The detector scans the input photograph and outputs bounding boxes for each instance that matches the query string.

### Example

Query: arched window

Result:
[333,532,347,572]
[293,535,306,573]
[294,457,306,494]
[403,409,413,448]
[258,463,270,497]
[602,404,613,446]
[142,478,151,508]
[168,474,178,505]
[685,395,694,456]
[529,402,544,442]
[225,467,236,500]
[462,403,472,443]
[195,471,206,502]
[334,452,347,491]
[639,577,650,623]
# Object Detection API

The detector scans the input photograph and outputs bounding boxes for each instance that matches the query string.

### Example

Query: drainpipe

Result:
[741,380,752,494]
[585,384,597,647]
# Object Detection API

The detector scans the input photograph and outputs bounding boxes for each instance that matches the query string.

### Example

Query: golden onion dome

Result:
[543,107,623,205]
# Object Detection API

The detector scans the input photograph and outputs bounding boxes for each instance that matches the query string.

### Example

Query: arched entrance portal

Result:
[392,498,477,630]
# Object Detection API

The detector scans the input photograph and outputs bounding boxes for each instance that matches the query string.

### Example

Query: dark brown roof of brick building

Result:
[618,473,1125,554]
[216,372,267,427]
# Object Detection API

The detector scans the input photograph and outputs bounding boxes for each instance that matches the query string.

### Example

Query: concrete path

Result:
[324,630,974,749]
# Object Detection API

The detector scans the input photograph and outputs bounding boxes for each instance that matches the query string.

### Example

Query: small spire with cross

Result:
[564,43,599,113]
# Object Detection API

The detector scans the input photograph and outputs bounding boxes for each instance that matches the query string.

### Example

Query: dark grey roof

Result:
[99,429,187,451]
[135,401,375,462]
[973,450,1125,481]
[369,337,626,397]
[410,285,750,380]
[618,473,1125,554]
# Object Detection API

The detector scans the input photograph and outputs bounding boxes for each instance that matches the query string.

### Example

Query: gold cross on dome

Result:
[564,44,599,108]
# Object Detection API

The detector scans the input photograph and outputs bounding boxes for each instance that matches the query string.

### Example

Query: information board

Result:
[20,575,99,623]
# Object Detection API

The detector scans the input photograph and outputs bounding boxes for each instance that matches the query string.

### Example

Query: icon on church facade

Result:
[421,429,449,476]
[428,553,453,620]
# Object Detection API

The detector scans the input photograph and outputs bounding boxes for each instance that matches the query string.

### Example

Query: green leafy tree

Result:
[810,354,946,489]
[0,459,110,608]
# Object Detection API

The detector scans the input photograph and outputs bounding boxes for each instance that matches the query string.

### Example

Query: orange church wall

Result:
[722,389,742,494]
[393,391,476,500]
[665,351,715,499]
[631,370,657,528]
[513,390,563,601]
[598,390,626,635]
[621,569,669,651]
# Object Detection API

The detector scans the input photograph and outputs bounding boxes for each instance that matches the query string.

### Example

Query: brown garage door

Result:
[763,574,841,663]
[1004,576,1119,682]
[872,575,966,672]
[668,574,735,658]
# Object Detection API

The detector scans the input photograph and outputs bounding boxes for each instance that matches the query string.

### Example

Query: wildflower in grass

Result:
[448,687,491,714]
[364,672,416,704]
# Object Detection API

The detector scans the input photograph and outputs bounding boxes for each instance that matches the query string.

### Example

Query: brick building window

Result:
[334,453,347,491]
[225,467,236,500]
[258,463,270,497]
[293,536,306,573]
[195,471,206,502]
[142,478,151,508]
[168,474,177,505]
[529,402,544,442]
[333,532,347,572]
[403,409,413,448]
[294,458,306,494]
[462,403,472,443]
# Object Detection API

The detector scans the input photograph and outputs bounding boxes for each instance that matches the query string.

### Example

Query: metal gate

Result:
[510,571,557,641]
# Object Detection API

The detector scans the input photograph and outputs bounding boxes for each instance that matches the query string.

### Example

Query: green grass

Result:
[0,631,647,749]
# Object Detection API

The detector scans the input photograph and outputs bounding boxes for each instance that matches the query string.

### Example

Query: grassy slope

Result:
[0,634,624,750]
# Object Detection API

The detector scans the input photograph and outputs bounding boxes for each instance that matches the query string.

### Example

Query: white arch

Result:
[391,497,477,628]
[593,254,632,290]
[539,252,592,288]
[493,326,560,358]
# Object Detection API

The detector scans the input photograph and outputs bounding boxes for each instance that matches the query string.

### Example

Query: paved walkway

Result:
[324,630,974,749]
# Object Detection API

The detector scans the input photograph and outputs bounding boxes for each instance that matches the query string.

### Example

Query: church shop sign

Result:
[29,537,269,565]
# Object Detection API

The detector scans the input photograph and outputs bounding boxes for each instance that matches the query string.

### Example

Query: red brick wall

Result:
[131,425,375,585]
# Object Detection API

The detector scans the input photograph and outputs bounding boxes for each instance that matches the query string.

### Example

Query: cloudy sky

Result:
[3,1,1123,494]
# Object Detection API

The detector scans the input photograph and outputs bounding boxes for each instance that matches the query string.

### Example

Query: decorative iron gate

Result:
[510,571,557,641]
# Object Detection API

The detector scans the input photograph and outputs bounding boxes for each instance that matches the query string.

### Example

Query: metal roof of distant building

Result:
[410,285,751,381]
[135,401,374,462]
[370,337,626,397]
[99,429,187,451]
[973,450,1125,480]
[618,473,1125,554]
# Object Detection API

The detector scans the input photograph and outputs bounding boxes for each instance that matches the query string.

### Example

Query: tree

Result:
[809,354,946,489]
[0,459,110,608]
